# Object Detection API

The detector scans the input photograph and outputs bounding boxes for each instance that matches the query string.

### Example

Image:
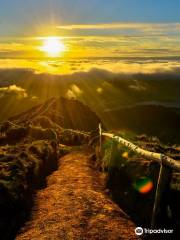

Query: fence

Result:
[98,123,180,228]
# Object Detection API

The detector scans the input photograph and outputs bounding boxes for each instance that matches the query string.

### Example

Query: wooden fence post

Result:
[151,164,172,228]
[99,123,102,153]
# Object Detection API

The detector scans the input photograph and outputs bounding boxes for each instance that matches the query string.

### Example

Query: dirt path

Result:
[16,150,137,240]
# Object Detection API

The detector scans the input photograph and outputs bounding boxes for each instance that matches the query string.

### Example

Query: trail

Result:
[16,150,137,240]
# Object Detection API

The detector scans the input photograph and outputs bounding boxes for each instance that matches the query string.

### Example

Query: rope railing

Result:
[65,129,90,137]
[101,132,180,172]
[98,123,180,228]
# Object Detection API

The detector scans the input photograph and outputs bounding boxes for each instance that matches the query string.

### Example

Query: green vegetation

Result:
[101,137,139,171]
[32,116,55,129]
[102,139,124,170]
[29,126,58,141]
[0,141,57,204]
[59,129,89,146]
[117,129,137,142]
[0,140,60,236]
[171,173,180,191]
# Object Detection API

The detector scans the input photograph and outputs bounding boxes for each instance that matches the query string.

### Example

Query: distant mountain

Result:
[9,97,102,131]
[5,97,180,143]
[100,104,180,143]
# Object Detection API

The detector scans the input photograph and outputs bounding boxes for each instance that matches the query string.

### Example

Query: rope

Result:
[99,124,180,172]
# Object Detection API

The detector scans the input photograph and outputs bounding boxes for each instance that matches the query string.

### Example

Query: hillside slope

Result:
[101,104,180,143]
[9,97,102,131]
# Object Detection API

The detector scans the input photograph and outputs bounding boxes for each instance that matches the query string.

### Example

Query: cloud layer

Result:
[1,57,180,75]
[0,84,28,99]
[57,22,180,35]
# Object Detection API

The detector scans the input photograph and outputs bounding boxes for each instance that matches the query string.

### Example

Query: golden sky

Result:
[1,23,180,58]
[1,22,180,74]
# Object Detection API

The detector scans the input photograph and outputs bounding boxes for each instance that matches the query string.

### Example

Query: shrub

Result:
[0,140,60,236]
[6,127,28,141]
[59,129,89,146]
[28,126,58,142]
[32,116,54,129]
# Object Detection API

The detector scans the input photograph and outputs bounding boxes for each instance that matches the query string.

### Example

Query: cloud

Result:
[1,63,180,88]
[2,56,180,76]
[129,81,147,91]
[0,43,26,52]
[66,89,76,99]
[57,22,180,30]
[66,84,83,99]
[0,84,28,99]
[1,29,180,60]
[57,22,180,36]
[71,84,83,95]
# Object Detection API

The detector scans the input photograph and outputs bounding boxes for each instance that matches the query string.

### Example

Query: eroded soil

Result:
[16,150,137,240]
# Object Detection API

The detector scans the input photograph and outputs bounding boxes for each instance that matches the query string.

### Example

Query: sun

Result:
[40,37,65,57]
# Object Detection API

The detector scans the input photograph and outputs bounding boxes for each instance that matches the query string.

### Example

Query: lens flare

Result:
[122,151,129,159]
[133,177,153,194]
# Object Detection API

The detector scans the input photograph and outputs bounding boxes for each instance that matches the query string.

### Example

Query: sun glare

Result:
[40,37,65,57]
